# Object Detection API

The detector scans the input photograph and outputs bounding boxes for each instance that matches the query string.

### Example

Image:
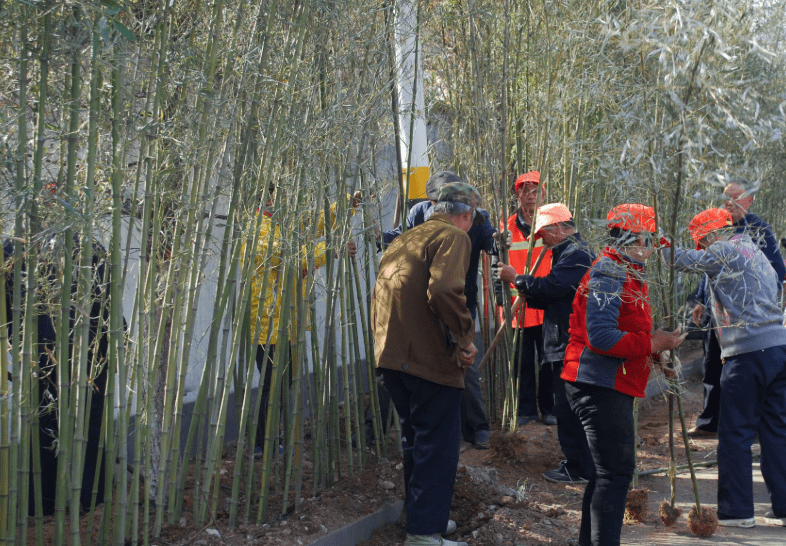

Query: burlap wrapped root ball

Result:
[687,506,718,537]
[658,499,682,527]
[624,489,649,523]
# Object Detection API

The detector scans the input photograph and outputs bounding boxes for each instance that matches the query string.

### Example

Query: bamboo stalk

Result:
[110,44,130,546]
[281,174,308,515]
[632,398,639,488]
[0,224,11,543]
[53,9,83,539]
[338,254,354,477]
[639,460,719,477]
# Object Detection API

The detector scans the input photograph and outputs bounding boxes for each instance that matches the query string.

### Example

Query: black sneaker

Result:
[473,429,490,450]
[517,415,538,427]
[542,464,588,484]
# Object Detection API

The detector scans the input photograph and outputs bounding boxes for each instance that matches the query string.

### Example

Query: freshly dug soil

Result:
[27,349,720,546]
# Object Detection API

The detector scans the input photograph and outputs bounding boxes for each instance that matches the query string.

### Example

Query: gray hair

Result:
[724,177,756,196]
[433,200,473,217]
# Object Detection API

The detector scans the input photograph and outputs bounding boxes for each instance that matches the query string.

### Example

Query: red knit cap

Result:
[607,204,656,233]
[688,208,733,249]
[514,171,541,192]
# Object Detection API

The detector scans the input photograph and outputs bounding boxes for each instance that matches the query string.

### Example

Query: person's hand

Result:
[458,342,478,369]
[496,231,512,248]
[351,190,376,209]
[492,262,518,285]
[657,236,671,249]
[691,303,705,325]
[347,239,357,257]
[657,350,678,379]
[650,327,688,353]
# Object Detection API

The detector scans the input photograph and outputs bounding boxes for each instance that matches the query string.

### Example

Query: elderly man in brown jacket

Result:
[372,182,482,546]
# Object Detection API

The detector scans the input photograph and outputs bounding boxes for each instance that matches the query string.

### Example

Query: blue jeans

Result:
[717,345,786,519]
[381,368,463,536]
[550,362,593,479]
[566,381,635,546]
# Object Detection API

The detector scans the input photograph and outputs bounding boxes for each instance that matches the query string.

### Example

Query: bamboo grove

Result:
[2,0,786,543]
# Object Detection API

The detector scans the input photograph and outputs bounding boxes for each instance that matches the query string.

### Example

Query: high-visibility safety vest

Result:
[502,213,552,328]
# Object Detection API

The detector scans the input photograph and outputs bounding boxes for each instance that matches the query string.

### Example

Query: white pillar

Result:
[395,0,429,200]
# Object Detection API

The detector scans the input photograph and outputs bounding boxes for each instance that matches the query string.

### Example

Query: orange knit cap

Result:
[514,171,541,192]
[688,208,733,249]
[533,203,573,239]
[606,204,656,233]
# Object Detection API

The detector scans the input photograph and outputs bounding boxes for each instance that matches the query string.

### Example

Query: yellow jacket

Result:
[245,199,352,346]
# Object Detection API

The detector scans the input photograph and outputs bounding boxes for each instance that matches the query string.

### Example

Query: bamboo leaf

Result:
[113,20,135,41]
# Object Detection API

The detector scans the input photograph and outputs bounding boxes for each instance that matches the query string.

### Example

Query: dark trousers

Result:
[30,325,106,516]
[550,361,593,479]
[515,325,554,418]
[32,383,106,515]
[380,368,462,536]
[717,345,786,519]
[566,381,635,546]
[460,331,490,442]
[696,316,722,432]
[255,344,292,449]
[366,330,489,445]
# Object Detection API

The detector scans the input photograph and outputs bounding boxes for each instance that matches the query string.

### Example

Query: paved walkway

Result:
[622,458,785,544]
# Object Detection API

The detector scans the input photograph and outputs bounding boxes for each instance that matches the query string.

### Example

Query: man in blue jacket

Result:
[689,180,785,437]
[494,203,595,483]
[376,171,498,450]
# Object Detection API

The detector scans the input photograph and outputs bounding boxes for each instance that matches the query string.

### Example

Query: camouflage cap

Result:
[436,182,482,208]
[426,171,463,200]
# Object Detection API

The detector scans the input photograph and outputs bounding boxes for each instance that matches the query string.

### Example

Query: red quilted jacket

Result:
[561,248,654,398]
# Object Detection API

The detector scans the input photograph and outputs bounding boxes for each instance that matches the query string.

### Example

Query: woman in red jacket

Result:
[561,204,685,546]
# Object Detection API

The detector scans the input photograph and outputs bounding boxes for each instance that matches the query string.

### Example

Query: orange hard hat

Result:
[533,203,573,239]
[688,208,733,249]
[607,204,656,233]
[514,170,541,192]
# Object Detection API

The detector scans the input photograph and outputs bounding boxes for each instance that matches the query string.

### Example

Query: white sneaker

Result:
[442,519,457,535]
[405,533,468,546]
[763,511,786,526]
[718,517,755,528]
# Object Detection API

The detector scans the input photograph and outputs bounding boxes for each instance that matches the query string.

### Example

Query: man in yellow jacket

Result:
[247,185,360,451]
